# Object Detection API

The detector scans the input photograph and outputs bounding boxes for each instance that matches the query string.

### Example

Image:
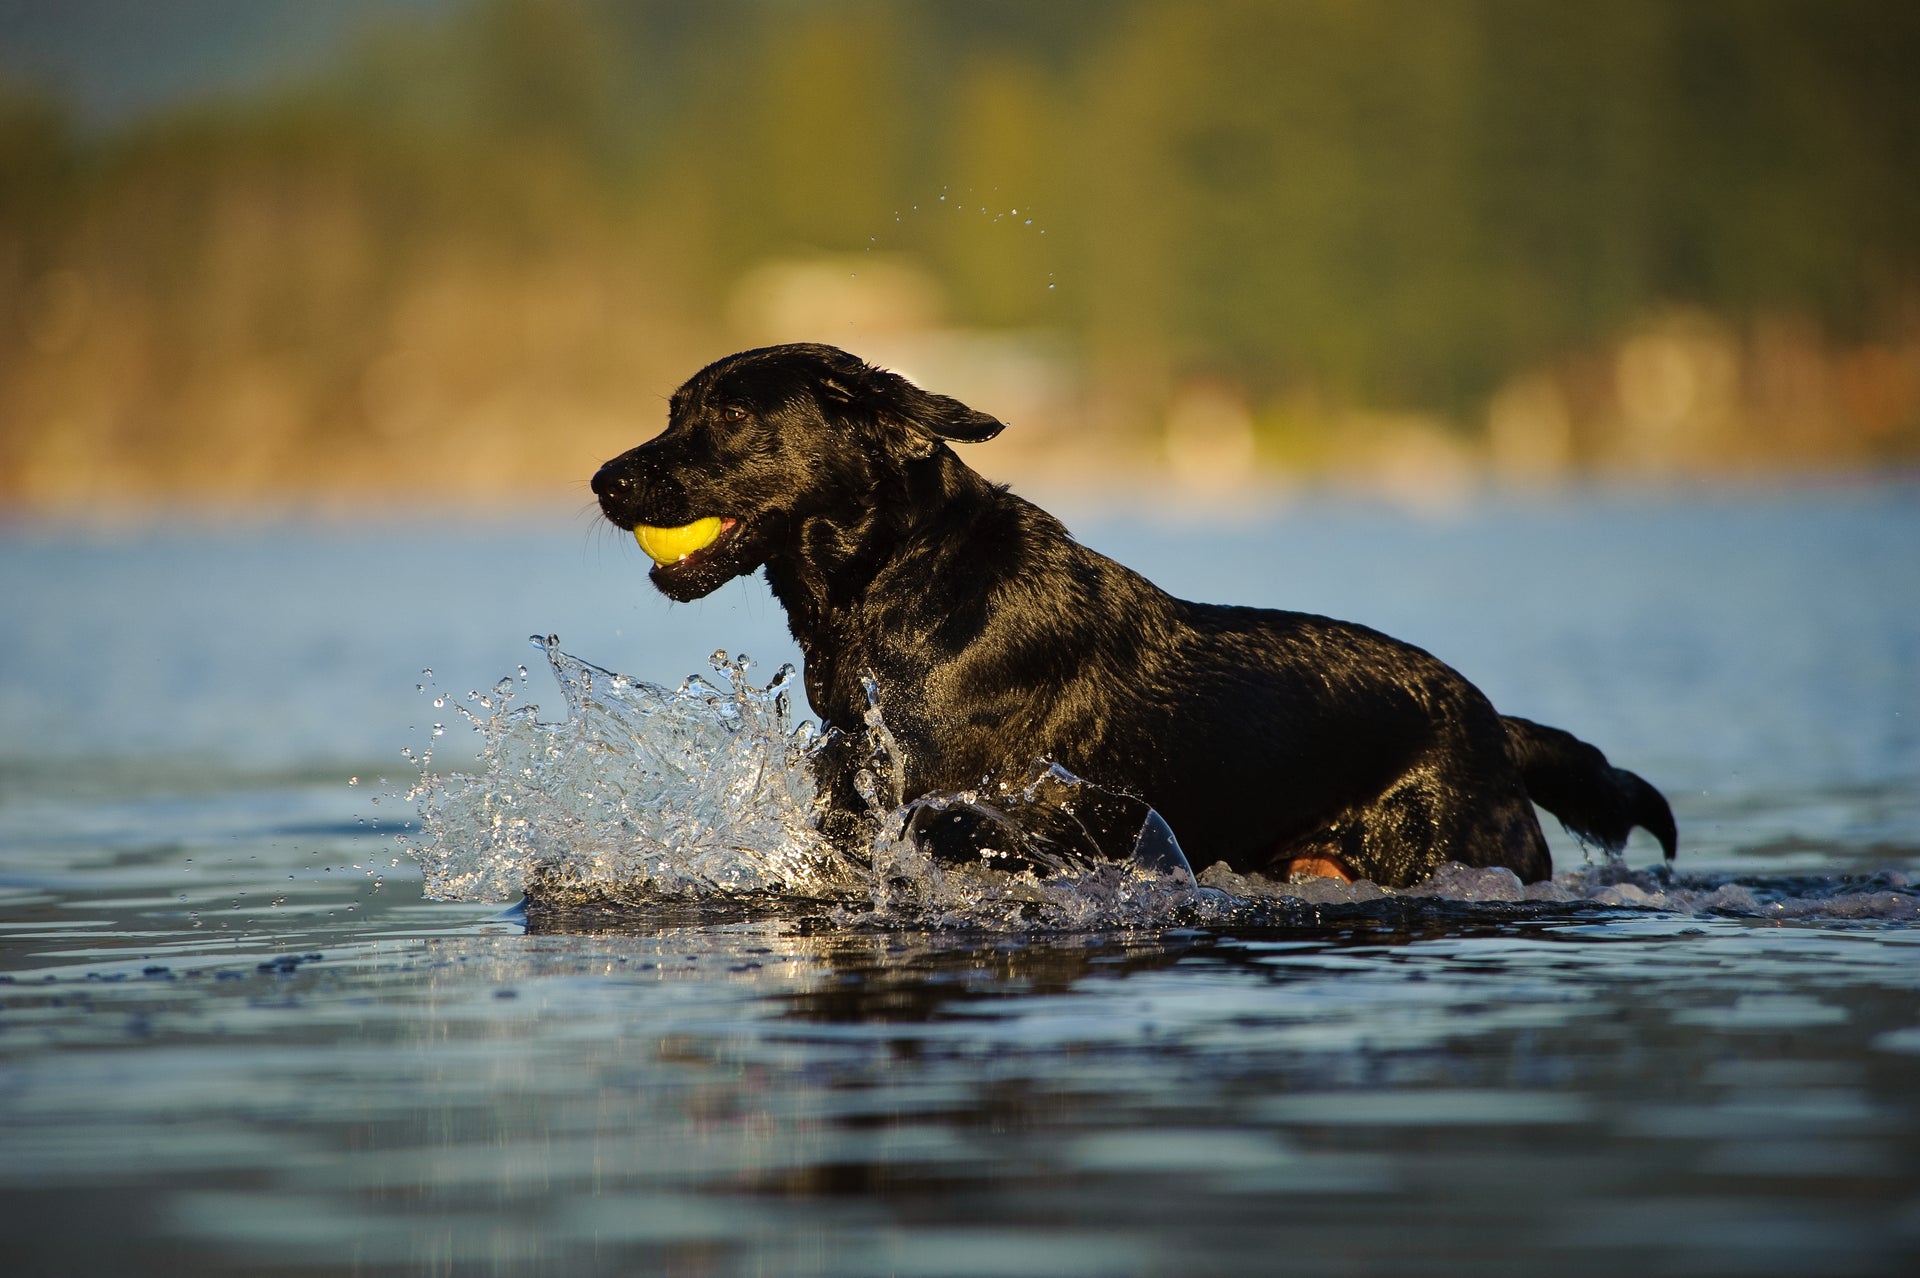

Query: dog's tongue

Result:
[634,517,725,566]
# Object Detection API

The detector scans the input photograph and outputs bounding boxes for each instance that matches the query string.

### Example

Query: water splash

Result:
[406,638,1204,925]
[406,639,1920,928]
[408,636,854,906]
[1197,858,1920,922]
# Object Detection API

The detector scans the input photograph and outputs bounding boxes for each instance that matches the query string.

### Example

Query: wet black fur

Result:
[592,343,1677,887]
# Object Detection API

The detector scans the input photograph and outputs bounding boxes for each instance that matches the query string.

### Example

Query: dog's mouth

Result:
[633,516,739,569]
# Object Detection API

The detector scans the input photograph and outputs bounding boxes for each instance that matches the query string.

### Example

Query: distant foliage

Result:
[2,0,1917,500]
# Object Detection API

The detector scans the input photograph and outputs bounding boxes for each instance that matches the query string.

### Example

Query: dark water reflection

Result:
[3,486,1918,1274]
[4,905,1918,1276]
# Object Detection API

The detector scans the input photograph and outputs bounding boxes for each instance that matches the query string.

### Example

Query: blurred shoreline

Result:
[4,0,1917,514]
[3,461,1911,535]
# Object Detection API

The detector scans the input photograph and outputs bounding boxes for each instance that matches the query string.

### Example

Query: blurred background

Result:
[1,0,1917,512]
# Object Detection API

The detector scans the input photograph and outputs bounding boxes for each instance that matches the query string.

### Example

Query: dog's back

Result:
[825,479,1557,885]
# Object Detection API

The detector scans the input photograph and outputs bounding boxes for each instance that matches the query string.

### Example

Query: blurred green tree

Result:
[2,0,1916,501]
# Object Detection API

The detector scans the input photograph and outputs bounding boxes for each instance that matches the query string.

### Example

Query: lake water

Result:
[2,482,1918,1275]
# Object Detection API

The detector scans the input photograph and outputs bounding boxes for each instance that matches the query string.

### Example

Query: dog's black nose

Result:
[590,463,627,499]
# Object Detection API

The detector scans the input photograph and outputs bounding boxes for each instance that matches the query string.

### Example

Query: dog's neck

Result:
[762,445,1002,663]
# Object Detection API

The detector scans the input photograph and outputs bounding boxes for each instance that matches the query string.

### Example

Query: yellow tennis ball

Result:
[634,517,725,565]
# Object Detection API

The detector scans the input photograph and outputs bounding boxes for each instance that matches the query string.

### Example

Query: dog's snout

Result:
[590,462,629,499]
[592,458,649,529]
[593,448,692,528]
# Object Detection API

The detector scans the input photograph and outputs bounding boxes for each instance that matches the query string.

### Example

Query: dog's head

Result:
[593,343,1004,601]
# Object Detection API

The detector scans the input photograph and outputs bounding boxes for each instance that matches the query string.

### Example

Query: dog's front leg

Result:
[809,727,883,859]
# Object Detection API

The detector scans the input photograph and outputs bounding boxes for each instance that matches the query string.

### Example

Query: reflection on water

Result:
[4,908,1919,1275]
[2,487,1918,1274]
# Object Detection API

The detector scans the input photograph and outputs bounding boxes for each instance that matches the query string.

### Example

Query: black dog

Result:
[592,343,1675,887]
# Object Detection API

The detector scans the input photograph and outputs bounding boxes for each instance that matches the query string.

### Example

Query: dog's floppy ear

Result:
[857,365,1006,445]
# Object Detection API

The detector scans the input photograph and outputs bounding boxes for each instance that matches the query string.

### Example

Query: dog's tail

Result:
[1503,716,1677,859]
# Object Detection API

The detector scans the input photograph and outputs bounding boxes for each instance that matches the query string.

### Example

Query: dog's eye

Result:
[721,407,748,423]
